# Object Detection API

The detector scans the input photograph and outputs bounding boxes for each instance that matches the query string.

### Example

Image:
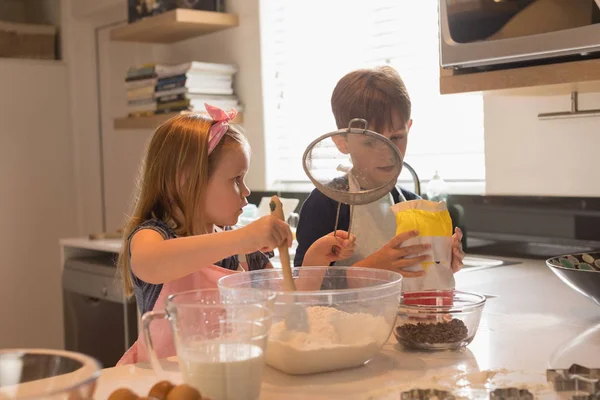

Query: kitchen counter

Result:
[95,258,600,399]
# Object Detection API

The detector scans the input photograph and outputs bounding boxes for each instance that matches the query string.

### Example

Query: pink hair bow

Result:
[206,103,238,155]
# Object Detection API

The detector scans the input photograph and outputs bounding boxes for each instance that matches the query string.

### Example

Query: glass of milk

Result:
[143,288,275,400]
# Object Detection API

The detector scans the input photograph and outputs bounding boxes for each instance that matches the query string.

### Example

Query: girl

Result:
[117,104,355,365]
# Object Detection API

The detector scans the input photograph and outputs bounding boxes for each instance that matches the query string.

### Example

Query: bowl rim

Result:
[218,266,403,297]
[0,348,101,399]
[398,289,487,314]
[167,287,277,308]
[546,251,600,273]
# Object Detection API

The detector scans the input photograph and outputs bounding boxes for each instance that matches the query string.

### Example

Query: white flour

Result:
[266,306,391,375]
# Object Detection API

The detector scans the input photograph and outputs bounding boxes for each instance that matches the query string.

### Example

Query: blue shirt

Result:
[294,184,420,267]
[129,219,271,314]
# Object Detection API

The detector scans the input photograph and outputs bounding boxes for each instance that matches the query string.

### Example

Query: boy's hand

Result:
[451,227,465,273]
[303,231,356,266]
[353,230,430,277]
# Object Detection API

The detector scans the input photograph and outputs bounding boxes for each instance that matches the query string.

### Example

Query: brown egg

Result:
[108,388,139,400]
[165,384,202,400]
[148,381,175,400]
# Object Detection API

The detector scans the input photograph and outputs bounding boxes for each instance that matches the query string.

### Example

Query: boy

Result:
[294,66,464,279]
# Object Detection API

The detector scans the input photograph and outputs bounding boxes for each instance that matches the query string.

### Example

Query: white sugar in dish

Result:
[266,306,391,375]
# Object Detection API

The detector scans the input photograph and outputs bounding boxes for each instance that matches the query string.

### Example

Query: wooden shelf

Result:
[440,58,600,95]
[110,9,239,44]
[114,111,244,130]
[0,58,63,67]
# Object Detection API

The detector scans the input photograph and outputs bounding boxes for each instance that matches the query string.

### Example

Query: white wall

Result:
[167,0,266,191]
[0,60,77,348]
[61,0,118,236]
[93,0,265,231]
[70,0,121,19]
[484,92,600,197]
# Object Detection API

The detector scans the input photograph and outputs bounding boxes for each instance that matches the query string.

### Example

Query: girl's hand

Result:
[241,215,293,252]
[451,227,465,273]
[302,231,356,266]
[353,230,430,277]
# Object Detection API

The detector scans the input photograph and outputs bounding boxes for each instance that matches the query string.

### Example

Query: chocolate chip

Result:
[395,318,468,346]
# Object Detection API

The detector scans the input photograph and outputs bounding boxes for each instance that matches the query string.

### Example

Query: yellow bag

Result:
[391,199,455,292]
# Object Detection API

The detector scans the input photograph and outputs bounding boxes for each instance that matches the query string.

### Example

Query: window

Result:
[260,0,485,195]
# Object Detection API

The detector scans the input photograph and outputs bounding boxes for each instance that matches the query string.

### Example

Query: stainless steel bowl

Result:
[546,251,600,306]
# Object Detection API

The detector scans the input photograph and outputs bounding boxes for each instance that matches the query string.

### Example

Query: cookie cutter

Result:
[571,394,600,400]
[489,387,534,400]
[547,364,600,396]
[400,388,456,400]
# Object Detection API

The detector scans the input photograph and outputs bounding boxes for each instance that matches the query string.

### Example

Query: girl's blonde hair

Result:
[117,113,248,297]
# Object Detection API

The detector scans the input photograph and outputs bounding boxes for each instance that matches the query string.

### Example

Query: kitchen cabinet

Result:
[60,237,138,367]
[440,58,600,95]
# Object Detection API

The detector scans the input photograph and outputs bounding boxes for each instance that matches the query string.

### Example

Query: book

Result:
[155,81,233,95]
[156,73,233,91]
[125,77,157,90]
[156,92,238,104]
[155,62,238,78]
[128,97,157,107]
[185,77,233,90]
[126,72,156,82]
[127,86,155,101]
[127,99,157,115]
[155,86,234,97]
[155,75,187,91]
[126,64,157,81]
[156,98,241,112]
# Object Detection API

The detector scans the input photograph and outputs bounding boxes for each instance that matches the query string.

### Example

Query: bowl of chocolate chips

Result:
[394,290,486,351]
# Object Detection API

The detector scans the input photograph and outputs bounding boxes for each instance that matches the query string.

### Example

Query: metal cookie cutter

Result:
[571,394,600,400]
[489,387,534,400]
[547,364,600,397]
[400,389,455,400]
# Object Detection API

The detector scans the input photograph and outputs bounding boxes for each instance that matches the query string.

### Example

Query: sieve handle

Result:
[347,118,368,132]
[270,195,296,291]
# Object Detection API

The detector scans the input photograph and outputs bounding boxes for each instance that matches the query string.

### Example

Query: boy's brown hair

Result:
[331,66,411,133]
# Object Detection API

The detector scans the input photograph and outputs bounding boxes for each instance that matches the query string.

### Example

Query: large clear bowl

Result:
[0,349,101,399]
[218,266,402,375]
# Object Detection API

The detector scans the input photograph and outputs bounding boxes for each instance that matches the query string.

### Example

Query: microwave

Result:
[439,0,600,70]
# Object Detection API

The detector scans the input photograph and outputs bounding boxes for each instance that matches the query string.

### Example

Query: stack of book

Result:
[124,61,241,118]
[125,64,157,117]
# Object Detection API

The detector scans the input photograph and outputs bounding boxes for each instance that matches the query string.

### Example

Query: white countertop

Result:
[60,237,122,253]
[94,259,600,399]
